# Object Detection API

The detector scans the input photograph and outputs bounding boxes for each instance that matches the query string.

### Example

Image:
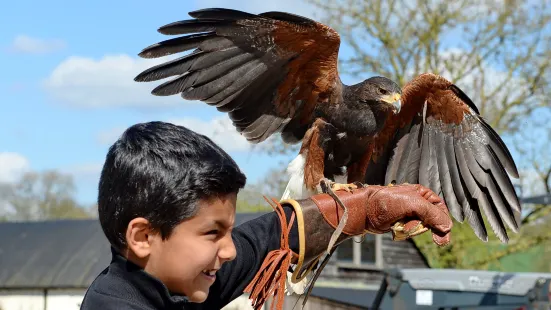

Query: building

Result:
[0,219,106,310]
[0,212,428,310]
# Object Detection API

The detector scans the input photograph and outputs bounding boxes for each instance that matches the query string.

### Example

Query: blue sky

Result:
[0,0,541,208]
[0,0,329,206]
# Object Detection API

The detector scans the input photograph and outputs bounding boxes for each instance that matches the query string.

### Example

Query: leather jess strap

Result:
[244,196,297,310]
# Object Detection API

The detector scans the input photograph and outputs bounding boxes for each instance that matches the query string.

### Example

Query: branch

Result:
[470,232,551,268]
[522,205,551,225]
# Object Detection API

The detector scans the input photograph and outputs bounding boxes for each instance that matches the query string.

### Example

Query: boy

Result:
[80,121,452,310]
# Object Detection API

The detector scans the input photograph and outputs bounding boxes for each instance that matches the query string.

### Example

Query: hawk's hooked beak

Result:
[382,93,402,114]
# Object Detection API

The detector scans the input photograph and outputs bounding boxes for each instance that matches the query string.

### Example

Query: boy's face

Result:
[141,193,238,303]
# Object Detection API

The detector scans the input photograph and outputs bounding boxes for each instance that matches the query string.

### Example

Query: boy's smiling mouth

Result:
[202,269,217,280]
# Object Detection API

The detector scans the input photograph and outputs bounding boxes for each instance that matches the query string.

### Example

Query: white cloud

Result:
[0,152,31,183]
[42,54,192,109]
[62,163,104,180]
[97,117,252,153]
[169,116,252,152]
[9,35,66,54]
[42,2,324,110]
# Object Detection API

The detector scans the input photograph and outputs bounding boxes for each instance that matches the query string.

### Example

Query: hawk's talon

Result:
[391,220,428,241]
[319,178,358,194]
[352,181,367,188]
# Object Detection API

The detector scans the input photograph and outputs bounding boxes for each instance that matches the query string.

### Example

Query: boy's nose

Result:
[219,235,237,262]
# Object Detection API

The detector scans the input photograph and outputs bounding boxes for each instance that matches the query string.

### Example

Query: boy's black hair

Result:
[97,121,247,250]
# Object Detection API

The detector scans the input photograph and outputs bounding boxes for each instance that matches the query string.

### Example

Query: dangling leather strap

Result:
[244,196,296,310]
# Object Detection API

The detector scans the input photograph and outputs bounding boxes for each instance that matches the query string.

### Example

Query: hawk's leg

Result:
[301,118,340,191]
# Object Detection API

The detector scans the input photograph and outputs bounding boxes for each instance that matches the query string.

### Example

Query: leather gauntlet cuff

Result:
[282,190,379,285]
[309,189,373,235]
[282,198,346,269]
[245,189,385,310]
[244,196,345,309]
[284,186,393,285]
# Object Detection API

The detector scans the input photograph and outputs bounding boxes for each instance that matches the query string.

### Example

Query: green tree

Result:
[0,170,95,221]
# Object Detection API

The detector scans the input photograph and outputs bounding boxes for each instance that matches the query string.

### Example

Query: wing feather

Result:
[455,137,507,242]
[384,122,413,184]
[394,120,423,184]
[135,8,342,144]
[445,127,469,221]
[480,119,519,178]
[363,73,520,242]
[428,127,442,196]
[454,143,490,241]
[434,127,463,221]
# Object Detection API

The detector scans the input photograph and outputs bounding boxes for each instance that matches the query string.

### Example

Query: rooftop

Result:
[0,212,267,289]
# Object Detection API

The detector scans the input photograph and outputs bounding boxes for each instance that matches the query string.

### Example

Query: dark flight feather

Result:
[258,11,318,24]
[138,33,216,59]
[444,128,470,222]
[185,59,265,101]
[157,19,233,35]
[135,51,205,82]
[188,8,259,20]
[434,128,463,221]
[402,121,423,184]
[479,118,519,178]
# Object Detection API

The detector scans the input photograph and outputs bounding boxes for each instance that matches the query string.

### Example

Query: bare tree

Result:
[260,0,551,171]
[251,0,551,269]
[306,0,550,130]
[0,170,94,221]
[236,168,290,212]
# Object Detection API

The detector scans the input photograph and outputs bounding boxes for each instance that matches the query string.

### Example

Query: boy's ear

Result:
[126,217,155,259]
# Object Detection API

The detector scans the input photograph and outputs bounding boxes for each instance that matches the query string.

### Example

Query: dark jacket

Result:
[80,207,298,310]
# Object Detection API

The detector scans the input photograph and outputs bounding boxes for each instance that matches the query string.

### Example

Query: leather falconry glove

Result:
[244,182,453,310]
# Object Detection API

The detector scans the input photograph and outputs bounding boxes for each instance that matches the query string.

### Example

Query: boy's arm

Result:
[192,183,454,310]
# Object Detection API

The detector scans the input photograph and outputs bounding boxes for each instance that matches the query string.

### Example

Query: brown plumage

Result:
[134,8,521,244]
[364,73,520,243]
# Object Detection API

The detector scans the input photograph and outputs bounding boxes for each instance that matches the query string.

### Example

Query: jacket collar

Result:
[108,247,189,308]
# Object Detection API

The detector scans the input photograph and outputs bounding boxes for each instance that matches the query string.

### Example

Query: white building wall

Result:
[0,289,258,310]
[0,290,44,310]
[221,294,257,310]
[0,289,86,310]
[46,289,86,310]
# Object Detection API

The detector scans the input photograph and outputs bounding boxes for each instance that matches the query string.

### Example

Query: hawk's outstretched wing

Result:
[363,73,520,243]
[135,8,343,144]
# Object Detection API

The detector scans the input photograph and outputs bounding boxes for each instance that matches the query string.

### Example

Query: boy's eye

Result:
[206,230,219,235]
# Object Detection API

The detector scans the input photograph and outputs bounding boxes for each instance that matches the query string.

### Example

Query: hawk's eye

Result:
[378,88,388,95]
